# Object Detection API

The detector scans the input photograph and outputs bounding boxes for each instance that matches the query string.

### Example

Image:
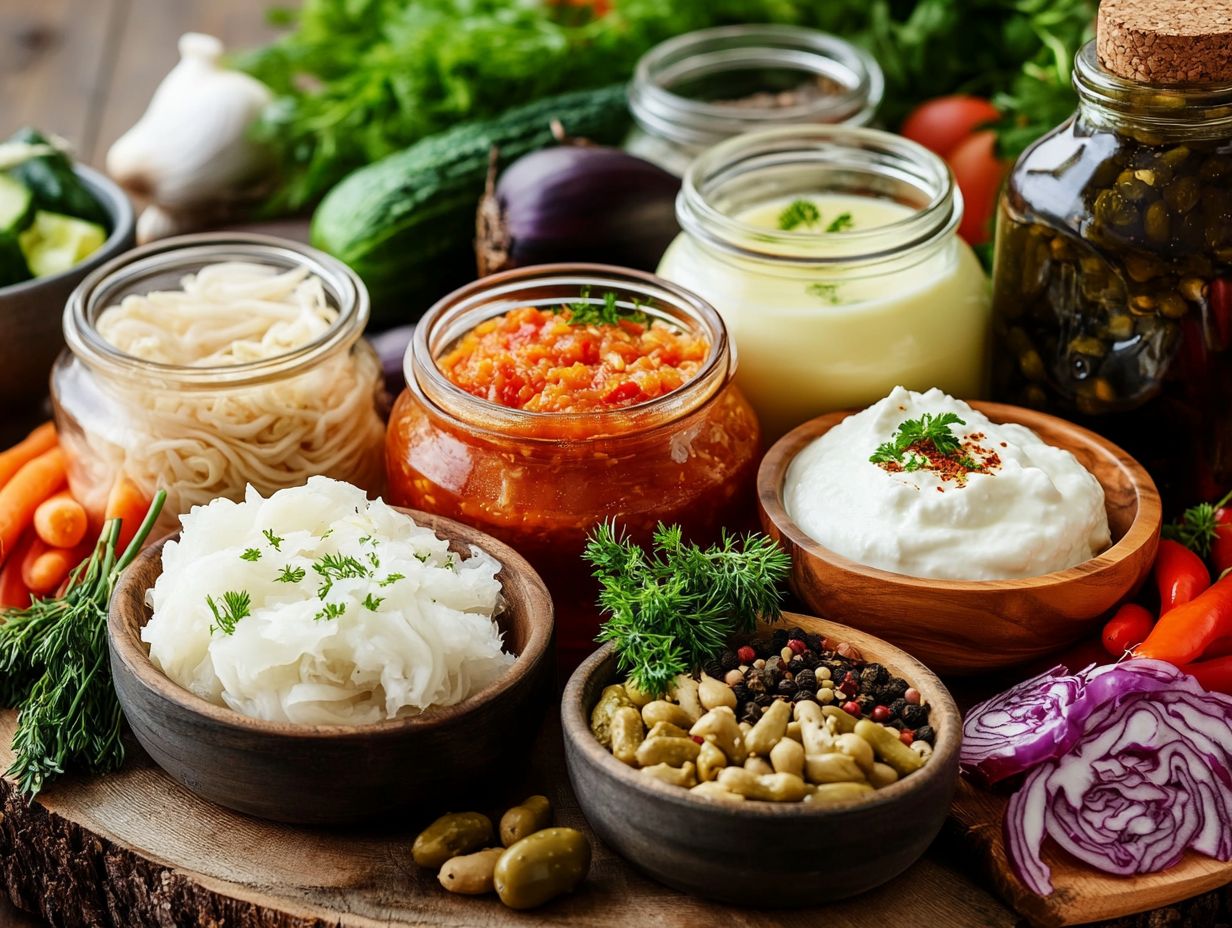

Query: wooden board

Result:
[949,777,1232,927]
[0,707,1021,928]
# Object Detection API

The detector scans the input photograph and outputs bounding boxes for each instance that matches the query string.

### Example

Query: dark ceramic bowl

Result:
[562,611,960,906]
[109,509,555,826]
[0,165,135,409]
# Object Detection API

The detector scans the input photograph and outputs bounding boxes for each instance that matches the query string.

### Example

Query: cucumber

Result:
[311,84,630,324]
[18,210,107,278]
[0,232,31,288]
[6,128,109,228]
[0,173,33,236]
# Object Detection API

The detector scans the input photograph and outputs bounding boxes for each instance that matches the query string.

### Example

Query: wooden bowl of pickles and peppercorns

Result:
[560,611,960,906]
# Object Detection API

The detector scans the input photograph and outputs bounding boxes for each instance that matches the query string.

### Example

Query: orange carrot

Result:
[23,538,91,595]
[0,422,57,490]
[105,475,150,556]
[0,447,67,566]
[33,489,88,549]
[0,531,36,610]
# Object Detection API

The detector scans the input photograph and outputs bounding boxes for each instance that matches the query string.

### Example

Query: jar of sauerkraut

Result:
[53,233,386,529]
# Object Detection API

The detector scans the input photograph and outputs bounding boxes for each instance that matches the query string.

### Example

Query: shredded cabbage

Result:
[142,477,515,725]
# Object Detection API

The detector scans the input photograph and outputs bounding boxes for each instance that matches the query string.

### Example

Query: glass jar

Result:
[627,24,883,175]
[991,42,1232,506]
[385,265,761,665]
[55,233,386,530]
[657,126,991,440]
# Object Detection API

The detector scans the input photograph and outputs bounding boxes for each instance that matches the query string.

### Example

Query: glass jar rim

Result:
[1074,40,1232,131]
[677,125,962,268]
[407,264,733,441]
[630,24,884,148]
[63,232,369,388]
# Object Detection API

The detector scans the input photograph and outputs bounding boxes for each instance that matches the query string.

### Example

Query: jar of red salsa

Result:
[386,265,760,666]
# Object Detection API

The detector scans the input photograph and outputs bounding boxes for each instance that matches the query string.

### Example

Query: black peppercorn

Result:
[916,725,935,745]
[856,694,876,714]
[789,656,806,671]
[746,674,766,695]
[731,684,749,703]
[901,704,928,728]
[805,633,823,652]
[742,703,763,724]
[888,698,907,719]
[702,659,724,680]
[770,629,788,650]
[720,650,739,672]
[777,678,798,697]
[792,689,814,704]
[754,692,774,708]
[883,678,908,700]
[886,718,905,730]
[787,626,805,641]
[801,651,819,669]
[794,668,817,692]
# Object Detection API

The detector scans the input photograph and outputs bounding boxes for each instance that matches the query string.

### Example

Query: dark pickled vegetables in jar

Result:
[991,32,1232,507]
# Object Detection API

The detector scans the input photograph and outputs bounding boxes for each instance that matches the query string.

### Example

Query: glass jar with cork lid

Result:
[989,0,1232,506]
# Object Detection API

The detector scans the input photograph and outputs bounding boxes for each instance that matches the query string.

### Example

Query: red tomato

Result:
[948,131,1009,246]
[901,96,1000,158]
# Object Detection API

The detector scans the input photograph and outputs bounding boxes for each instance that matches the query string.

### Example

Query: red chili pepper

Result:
[1101,603,1155,657]
[1212,508,1232,576]
[1211,277,1232,351]
[1178,654,1232,695]
[1136,573,1232,665]
[1155,539,1210,613]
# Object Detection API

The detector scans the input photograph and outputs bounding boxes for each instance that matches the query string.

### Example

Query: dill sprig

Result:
[1163,487,1232,558]
[778,199,821,230]
[585,523,791,698]
[870,412,966,466]
[557,288,649,328]
[0,489,167,797]
[206,591,252,636]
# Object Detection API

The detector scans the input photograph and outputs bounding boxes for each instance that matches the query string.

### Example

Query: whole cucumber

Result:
[311,84,630,326]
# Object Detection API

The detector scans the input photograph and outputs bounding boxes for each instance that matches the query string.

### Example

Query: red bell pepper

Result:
[1101,603,1155,657]
[1155,539,1210,613]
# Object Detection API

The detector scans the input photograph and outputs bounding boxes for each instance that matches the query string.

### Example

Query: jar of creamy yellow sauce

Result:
[657,126,991,440]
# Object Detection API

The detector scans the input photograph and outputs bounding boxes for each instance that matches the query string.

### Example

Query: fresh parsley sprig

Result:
[778,200,855,234]
[585,523,790,698]
[870,412,966,466]
[556,288,649,328]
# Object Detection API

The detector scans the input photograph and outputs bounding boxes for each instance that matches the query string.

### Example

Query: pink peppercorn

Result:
[787,638,808,655]
[905,688,921,705]
[871,705,892,723]
[737,645,757,664]
[842,700,861,717]
[900,729,915,746]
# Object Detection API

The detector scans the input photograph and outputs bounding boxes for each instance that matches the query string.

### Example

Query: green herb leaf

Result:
[558,287,649,327]
[207,590,252,636]
[363,593,384,612]
[778,199,821,231]
[806,283,841,304]
[825,212,854,233]
[379,573,405,587]
[585,522,790,698]
[871,412,967,466]
[314,602,346,622]
[276,564,306,584]
[262,529,283,551]
[1163,488,1232,558]
[241,548,262,562]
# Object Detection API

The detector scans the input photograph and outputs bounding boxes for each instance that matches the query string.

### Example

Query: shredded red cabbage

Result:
[966,659,1232,895]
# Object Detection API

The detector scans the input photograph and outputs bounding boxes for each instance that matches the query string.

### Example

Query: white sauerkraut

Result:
[142,477,515,725]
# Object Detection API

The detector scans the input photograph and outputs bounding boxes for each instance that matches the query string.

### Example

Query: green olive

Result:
[494,828,591,910]
[438,848,503,895]
[589,685,633,747]
[855,719,925,778]
[608,707,645,767]
[804,752,867,785]
[635,735,701,768]
[500,795,553,847]
[412,812,495,870]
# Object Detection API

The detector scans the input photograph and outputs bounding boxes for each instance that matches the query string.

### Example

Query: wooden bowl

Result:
[108,509,554,826]
[561,611,960,906]
[758,402,1161,675]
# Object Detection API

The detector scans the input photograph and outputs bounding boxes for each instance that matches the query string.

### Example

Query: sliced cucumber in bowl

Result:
[18,210,107,278]
[0,173,33,236]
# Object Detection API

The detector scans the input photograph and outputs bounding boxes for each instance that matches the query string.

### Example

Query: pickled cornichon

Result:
[991,19,1232,506]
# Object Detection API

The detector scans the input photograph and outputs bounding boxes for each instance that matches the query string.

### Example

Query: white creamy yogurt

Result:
[783,386,1111,580]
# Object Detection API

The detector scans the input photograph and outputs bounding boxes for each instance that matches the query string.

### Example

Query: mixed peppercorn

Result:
[707,626,935,746]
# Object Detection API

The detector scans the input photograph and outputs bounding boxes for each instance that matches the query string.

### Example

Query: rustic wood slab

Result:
[0,707,1018,928]
[949,777,1232,927]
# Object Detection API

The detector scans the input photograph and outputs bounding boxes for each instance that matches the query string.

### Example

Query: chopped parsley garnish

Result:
[379,573,405,587]
[871,412,966,465]
[558,287,649,327]
[414,553,429,563]
[363,593,384,612]
[313,553,371,599]
[275,564,306,584]
[262,529,283,551]
[240,547,262,562]
[778,199,821,231]
[314,602,346,622]
[806,282,841,304]
[826,212,854,233]
[206,591,251,636]
[367,551,380,569]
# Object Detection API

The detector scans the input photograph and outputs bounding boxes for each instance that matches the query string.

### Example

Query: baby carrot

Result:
[0,531,36,610]
[0,447,67,566]
[23,538,91,595]
[33,489,88,549]
[0,422,57,490]
[105,475,151,557]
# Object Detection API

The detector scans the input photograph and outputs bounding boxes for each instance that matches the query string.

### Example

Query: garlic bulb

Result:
[107,33,273,213]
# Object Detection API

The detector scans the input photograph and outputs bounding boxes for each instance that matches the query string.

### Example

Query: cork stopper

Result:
[1098,0,1232,84]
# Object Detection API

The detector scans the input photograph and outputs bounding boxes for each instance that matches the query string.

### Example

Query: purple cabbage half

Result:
[963,659,1232,895]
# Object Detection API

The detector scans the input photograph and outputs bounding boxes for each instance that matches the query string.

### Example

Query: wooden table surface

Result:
[2,2,1231,927]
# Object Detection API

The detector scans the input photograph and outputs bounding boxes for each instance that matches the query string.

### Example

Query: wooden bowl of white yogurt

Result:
[757,389,1161,674]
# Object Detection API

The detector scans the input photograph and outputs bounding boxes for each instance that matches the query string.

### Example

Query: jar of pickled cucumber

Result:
[990,0,1232,505]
